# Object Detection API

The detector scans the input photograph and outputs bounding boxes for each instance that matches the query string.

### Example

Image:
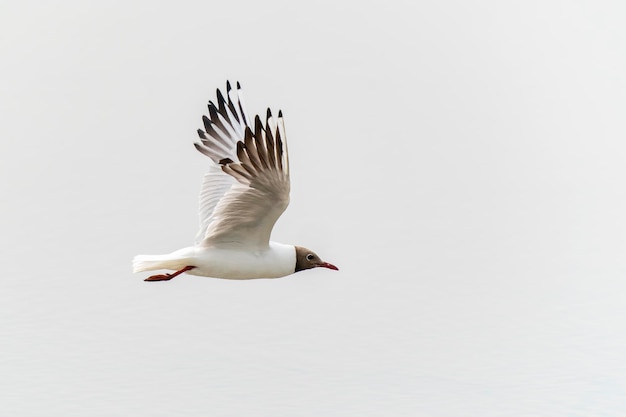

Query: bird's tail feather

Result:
[132,254,194,273]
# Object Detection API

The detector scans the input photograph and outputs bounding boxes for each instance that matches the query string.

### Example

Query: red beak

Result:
[319,262,339,271]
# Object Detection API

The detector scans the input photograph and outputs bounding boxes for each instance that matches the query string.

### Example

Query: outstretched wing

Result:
[194,82,290,249]
[193,81,250,243]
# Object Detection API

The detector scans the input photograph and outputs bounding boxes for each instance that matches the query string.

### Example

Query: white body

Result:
[133,242,296,280]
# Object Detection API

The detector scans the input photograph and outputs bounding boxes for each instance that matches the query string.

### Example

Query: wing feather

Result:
[242,127,263,171]
[235,81,250,128]
[193,81,290,248]
[195,164,236,243]
[264,109,278,170]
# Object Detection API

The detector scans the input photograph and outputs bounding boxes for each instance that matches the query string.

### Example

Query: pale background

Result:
[2,1,626,416]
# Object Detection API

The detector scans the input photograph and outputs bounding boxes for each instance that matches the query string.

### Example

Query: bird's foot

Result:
[144,273,174,281]
[144,266,196,282]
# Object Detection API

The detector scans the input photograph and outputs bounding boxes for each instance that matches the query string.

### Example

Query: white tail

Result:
[132,254,193,273]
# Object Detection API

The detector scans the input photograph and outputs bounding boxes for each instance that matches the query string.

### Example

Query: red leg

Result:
[144,266,196,282]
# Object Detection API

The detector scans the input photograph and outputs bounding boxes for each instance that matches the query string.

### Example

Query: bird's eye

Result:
[306,254,315,261]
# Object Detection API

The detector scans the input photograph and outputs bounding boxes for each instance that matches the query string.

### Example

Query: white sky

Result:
[2,1,626,416]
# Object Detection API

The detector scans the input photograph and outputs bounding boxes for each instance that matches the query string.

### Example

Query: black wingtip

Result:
[254,114,264,131]
[202,115,212,130]
[197,129,207,139]
[278,110,283,117]
[226,80,232,91]
[267,108,272,118]
[219,157,234,165]
[207,102,219,116]
[236,81,241,89]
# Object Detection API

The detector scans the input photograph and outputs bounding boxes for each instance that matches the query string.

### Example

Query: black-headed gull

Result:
[133,81,338,281]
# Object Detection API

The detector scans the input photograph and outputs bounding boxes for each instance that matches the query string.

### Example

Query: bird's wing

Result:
[193,81,249,243]
[194,82,290,249]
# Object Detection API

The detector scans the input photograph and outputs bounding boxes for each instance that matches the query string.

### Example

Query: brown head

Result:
[294,246,338,273]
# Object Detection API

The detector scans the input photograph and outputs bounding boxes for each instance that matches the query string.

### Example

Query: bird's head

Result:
[294,246,338,273]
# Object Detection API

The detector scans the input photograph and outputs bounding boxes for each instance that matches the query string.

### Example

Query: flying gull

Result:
[133,81,338,281]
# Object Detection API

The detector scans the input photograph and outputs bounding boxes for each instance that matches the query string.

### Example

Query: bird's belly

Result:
[186,243,296,279]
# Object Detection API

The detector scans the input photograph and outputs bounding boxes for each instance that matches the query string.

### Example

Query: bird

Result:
[133,81,338,281]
